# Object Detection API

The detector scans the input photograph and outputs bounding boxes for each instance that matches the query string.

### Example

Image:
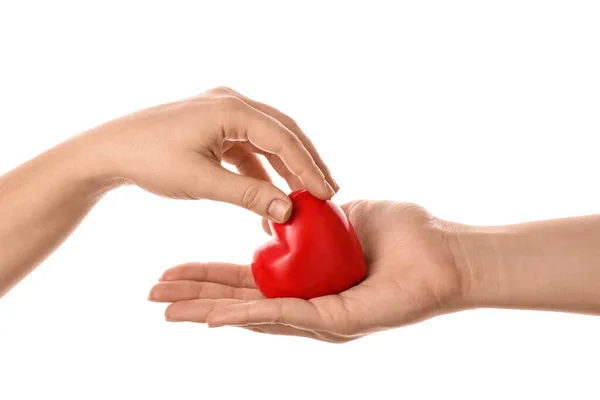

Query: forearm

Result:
[451,215,600,314]
[0,134,119,297]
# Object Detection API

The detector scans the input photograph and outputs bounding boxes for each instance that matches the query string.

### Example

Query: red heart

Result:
[251,190,367,299]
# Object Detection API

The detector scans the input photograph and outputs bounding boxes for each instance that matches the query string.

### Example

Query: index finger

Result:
[217,88,339,192]
[216,96,335,200]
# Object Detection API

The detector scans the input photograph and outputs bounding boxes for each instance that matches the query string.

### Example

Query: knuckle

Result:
[194,283,205,298]
[241,183,263,211]
[283,115,301,133]
[272,298,285,324]
[212,96,247,136]
[209,86,234,95]
[217,95,244,110]
[280,130,301,151]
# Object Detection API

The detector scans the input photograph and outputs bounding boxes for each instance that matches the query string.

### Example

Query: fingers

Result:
[262,152,304,191]
[165,299,244,323]
[160,263,257,289]
[215,95,335,200]
[205,291,369,338]
[200,163,293,223]
[238,142,303,192]
[223,147,302,227]
[214,87,339,192]
[205,298,326,331]
[242,324,319,341]
[162,297,323,341]
[222,144,272,183]
[149,281,263,302]
[261,218,272,236]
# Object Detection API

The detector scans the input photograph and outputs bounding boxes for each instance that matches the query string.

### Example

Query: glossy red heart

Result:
[251,190,367,299]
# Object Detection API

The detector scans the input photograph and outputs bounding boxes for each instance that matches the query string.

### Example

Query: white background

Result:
[1,1,599,399]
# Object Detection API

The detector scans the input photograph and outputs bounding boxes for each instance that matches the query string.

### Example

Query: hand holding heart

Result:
[149,200,465,343]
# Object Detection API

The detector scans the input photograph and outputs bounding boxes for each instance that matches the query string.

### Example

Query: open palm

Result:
[149,200,464,343]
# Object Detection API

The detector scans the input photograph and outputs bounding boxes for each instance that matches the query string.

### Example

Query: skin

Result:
[3,88,600,343]
[150,202,600,343]
[0,87,338,298]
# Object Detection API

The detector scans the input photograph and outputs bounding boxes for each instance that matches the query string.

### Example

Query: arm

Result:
[451,215,600,315]
[0,136,115,297]
[0,87,338,298]
[148,201,600,343]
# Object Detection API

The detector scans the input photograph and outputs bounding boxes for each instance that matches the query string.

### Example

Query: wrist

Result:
[445,222,511,310]
[51,131,128,196]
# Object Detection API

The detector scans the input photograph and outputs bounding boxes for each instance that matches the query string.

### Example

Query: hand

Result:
[83,86,338,222]
[0,86,338,297]
[148,200,466,343]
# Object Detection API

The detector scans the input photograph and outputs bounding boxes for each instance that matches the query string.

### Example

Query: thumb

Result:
[202,165,293,223]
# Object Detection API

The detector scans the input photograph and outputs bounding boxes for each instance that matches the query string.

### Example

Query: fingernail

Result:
[331,179,340,192]
[207,320,223,328]
[325,181,336,197]
[207,314,228,328]
[268,199,292,222]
